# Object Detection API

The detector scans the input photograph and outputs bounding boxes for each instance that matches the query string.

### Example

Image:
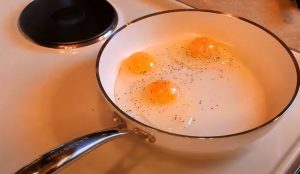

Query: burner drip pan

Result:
[19,0,118,48]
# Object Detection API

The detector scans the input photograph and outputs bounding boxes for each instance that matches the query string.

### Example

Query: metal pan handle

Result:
[16,128,129,174]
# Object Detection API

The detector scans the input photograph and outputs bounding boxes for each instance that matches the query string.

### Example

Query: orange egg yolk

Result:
[125,52,156,74]
[145,80,178,104]
[188,37,217,59]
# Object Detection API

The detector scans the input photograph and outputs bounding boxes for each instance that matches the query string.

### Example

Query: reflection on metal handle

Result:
[16,128,128,174]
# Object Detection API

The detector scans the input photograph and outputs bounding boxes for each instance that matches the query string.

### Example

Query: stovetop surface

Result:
[0,0,299,173]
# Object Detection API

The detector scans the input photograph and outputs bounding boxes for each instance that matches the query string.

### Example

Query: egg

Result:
[169,36,235,69]
[187,37,218,59]
[114,36,268,136]
[144,80,178,104]
[122,52,156,74]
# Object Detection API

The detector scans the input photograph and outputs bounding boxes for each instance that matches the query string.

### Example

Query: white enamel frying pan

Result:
[17,9,299,174]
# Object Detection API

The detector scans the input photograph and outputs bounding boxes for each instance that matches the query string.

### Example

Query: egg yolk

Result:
[145,80,178,104]
[187,37,217,59]
[125,52,156,74]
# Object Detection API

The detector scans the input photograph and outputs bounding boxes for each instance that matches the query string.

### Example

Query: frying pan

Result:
[17,9,299,174]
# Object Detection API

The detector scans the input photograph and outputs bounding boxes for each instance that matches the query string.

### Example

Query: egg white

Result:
[114,36,268,136]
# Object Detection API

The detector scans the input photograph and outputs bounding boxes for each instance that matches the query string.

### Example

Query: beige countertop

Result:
[178,0,300,52]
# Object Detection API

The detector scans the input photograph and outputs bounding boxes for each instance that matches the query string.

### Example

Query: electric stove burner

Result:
[19,0,118,48]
